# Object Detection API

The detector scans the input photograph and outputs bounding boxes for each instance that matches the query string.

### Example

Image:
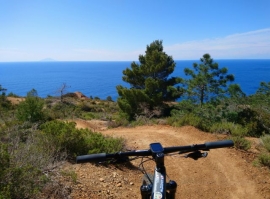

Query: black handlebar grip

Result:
[76,153,106,163]
[205,140,234,149]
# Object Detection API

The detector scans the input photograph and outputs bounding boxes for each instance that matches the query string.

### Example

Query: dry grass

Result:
[7,97,25,105]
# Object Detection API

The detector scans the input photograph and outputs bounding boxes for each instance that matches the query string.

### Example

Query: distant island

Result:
[40,58,56,62]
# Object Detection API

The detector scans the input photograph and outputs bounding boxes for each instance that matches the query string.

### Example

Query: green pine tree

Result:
[117,40,183,120]
[184,54,234,105]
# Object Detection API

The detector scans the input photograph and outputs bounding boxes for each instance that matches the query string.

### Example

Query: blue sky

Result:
[1,0,270,62]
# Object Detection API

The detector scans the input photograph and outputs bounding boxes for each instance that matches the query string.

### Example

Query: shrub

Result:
[0,124,51,199]
[63,92,77,98]
[210,122,232,134]
[0,119,125,198]
[16,89,45,122]
[0,94,12,111]
[40,120,125,157]
[79,102,93,112]
[210,122,248,137]
[48,101,78,119]
[106,112,130,127]
[40,121,89,156]
[258,153,270,168]
[81,112,96,120]
[0,165,46,199]
[85,132,124,154]
[171,99,195,114]
[230,136,251,150]
[61,170,77,183]
[7,92,20,97]
[260,134,270,152]
[168,113,208,130]
[106,96,113,101]
[236,102,270,137]
[0,143,9,179]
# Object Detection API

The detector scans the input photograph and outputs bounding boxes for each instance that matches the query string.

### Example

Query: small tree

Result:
[117,40,183,119]
[184,54,234,105]
[0,85,7,95]
[256,81,270,96]
[16,89,44,122]
[0,85,11,111]
[57,83,70,102]
[106,96,113,101]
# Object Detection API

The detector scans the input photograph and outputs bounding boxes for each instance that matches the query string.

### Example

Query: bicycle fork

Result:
[140,173,177,199]
[140,153,177,199]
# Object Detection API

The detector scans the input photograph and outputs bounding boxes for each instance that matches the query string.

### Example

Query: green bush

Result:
[0,165,46,199]
[210,122,248,137]
[260,134,270,152]
[81,112,96,120]
[107,112,130,127]
[40,120,124,157]
[0,94,12,111]
[258,153,270,168]
[0,119,125,198]
[210,122,231,134]
[85,132,124,154]
[16,89,45,122]
[171,100,195,115]
[235,97,270,137]
[48,101,78,119]
[61,170,78,183]
[168,90,269,137]
[7,92,20,97]
[168,113,208,130]
[106,96,113,101]
[79,102,93,112]
[0,143,9,182]
[40,121,89,156]
[230,136,251,150]
[0,124,50,199]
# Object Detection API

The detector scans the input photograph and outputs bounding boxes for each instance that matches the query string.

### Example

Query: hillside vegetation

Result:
[1,82,269,199]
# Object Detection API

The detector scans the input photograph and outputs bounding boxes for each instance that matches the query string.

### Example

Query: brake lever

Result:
[184,151,208,160]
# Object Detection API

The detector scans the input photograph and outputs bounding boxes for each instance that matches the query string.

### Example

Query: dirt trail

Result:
[67,122,270,199]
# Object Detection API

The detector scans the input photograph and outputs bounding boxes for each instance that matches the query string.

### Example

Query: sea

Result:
[0,60,269,101]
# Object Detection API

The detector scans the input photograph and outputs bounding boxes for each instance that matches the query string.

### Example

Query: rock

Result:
[99,178,105,182]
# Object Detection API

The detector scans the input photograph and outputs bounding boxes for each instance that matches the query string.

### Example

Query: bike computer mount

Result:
[150,143,164,154]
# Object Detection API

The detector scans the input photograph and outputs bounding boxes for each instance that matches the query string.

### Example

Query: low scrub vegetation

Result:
[260,134,270,152]
[229,136,251,151]
[0,92,125,198]
[257,153,270,168]
[255,135,270,168]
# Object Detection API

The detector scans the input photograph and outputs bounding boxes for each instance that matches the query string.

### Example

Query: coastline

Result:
[1,60,269,99]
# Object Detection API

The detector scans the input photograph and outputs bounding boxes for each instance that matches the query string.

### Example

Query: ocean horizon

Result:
[1,59,269,101]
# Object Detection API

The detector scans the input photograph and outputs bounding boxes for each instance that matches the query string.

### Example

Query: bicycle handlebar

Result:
[77,153,107,163]
[76,140,234,163]
[205,140,234,149]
